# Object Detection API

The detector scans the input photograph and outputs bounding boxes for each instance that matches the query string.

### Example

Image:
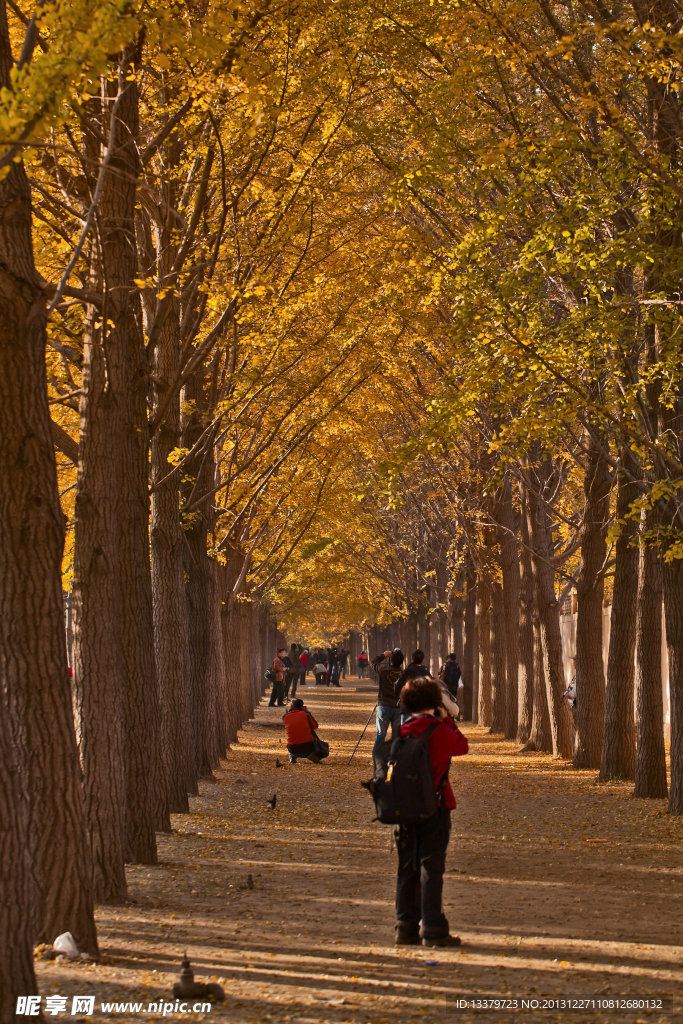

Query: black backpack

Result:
[367,720,447,825]
[444,661,460,697]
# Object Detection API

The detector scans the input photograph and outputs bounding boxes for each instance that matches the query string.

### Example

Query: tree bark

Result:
[634,521,668,798]
[181,370,221,778]
[664,553,683,813]
[477,575,492,727]
[517,490,535,744]
[574,432,611,769]
[529,607,553,753]
[525,458,572,758]
[0,0,98,950]
[463,556,477,721]
[0,691,37,1021]
[71,209,127,899]
[497,480,521,739]
[490,576,507,733]
[600,455,639,780]
[150,276,195,811]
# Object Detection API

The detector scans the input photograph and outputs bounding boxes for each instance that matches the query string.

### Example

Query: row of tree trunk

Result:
[350,457,672,810]
[0,34,277,1018]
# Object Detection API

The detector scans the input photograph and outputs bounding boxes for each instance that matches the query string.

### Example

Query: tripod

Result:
[347,702,377,765]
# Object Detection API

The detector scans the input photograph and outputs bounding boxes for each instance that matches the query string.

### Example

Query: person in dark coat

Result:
[394,649,431,694]
[373,649,404,761]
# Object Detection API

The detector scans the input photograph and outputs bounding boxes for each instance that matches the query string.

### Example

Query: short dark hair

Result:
[390,649,404,668]
[411,649,425,664]
[291,698,304,709]
[278,648,287,654]
[448,652,457,660]
[399,677,443,714]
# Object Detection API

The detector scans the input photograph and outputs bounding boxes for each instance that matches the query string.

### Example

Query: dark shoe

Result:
[307,753,321,764]
[421,934,461,947]
[289,757,297,764]
[395,928,420,946]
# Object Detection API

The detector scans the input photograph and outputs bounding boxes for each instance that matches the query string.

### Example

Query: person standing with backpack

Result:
[373,649,404,762]
[357,651,369,679]
[367,677,468,948]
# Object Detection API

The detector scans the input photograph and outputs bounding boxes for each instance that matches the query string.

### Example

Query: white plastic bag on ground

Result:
[53,932,79,958]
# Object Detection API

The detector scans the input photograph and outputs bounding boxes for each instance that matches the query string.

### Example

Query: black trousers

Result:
[268,680,285,706]
[395,805,451,939]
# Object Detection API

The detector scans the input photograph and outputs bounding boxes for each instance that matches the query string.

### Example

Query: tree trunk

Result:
[574,433,611,769]
[150,347,195,808]
[517,492,535,744]
[497,480,521,739]
[72,232,127,898]
[477,576,492,727]
[449,576,465,666]
[634,524,668,798]
[149,174,195,810]
[525,460,572,758]
[600,455,639,780]
[463,556,477,721]
[181,370,220,778]
[663,551,683,812]
[0,693,37,1021]
[529,608,553,753]
[0,2,98,950]
[490,577,507,733]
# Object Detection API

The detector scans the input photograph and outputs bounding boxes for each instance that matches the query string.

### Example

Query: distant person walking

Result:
[283,699,329,763]
[288,643,301,698]
[357,651,369,679]
[268,648,287,707]
[282,647,293,699]
[338,648,349,679]
[298,648,309,688]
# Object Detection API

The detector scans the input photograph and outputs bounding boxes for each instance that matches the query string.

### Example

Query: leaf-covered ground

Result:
[37,683,683,1023]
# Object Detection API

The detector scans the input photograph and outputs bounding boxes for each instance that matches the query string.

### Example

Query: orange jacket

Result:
[283,708,318,746]
[272,656,284,682]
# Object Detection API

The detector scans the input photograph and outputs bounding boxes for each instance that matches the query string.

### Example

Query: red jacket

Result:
[283,708,318,746]
[399,714,468,809]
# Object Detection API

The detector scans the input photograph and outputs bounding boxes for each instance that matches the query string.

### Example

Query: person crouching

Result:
[395,677,468,947]
[283,698,326,763]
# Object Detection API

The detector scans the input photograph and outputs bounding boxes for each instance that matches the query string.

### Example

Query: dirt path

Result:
[38,683,683,1023]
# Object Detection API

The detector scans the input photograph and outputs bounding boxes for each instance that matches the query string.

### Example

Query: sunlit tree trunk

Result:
[490,575,507,734]
[463,555,477,721]
[0,2,97,949]
[529,605,553,753]
[150,268,195,810]
[525,456,572,758]
[600,456,639,780]
[634,518,668,799]
[477,575,492,727]
[517,489,535,744]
